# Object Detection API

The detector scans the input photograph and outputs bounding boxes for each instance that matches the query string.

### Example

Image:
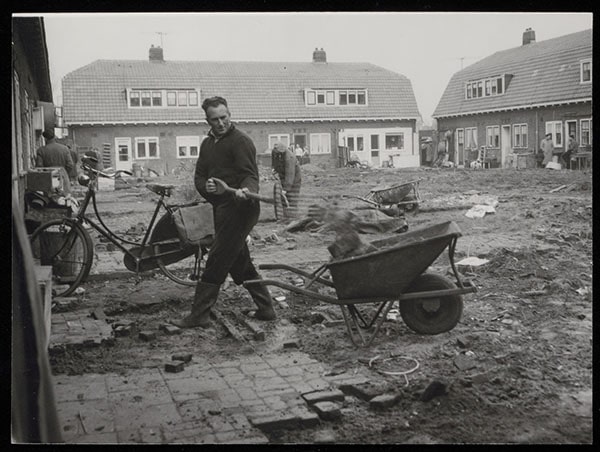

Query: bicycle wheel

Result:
[29,219,93,297]
[151,213,204,286]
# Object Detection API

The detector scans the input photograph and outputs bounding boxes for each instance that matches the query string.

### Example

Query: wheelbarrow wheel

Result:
[399,273,463,335]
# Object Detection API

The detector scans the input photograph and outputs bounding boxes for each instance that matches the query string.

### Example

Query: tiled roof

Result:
[433,29,592,118]
[62,60,420,124]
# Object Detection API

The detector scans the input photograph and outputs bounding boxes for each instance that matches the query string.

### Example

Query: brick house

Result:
[61,47,421,174]
[12,17,57,204]
[432,28,592,168]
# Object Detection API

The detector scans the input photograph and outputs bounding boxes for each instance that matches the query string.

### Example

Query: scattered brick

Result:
[453,353,477,371]
[456,335,471,349]
[302,389,345,405]
[139,331,157,341]
[172,353,193,363]
[165,361,185,373]
[114,326,131,337]
[89,307,106,321]
[339,381,388,401]
[160,324,182,335]
[112,320,136,328]
[369,394,400,410]
[312,401,342,420]
[283,340,300,349]
[420,380,447,402]
[314,429,336,443]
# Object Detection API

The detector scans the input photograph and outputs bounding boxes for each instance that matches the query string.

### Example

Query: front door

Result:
[115,137,132,171]
[293,134,306,149]
[566,120,577,143]
[501,125,511,168]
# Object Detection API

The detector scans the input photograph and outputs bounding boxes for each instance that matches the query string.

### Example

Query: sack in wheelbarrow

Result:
[172,203,214,247]
[326,221,462,299]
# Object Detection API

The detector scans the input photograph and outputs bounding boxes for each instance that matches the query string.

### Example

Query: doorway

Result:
[293,134,306,149]
[115,138,132,171]
[501,125,511,168]
[565,120,577,143]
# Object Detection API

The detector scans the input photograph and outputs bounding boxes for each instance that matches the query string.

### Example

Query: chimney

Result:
[149,44,164,62]
[312,47,327,63]
[522,28,536,45]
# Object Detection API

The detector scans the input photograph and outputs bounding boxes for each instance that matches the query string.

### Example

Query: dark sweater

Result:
[194,124,259,205]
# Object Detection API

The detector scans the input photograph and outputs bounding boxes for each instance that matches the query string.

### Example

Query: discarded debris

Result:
[172,353,193,363]
[164,361,185,373]
[456,256,490,266]
[465,204,496,219]
[420,380,448,402]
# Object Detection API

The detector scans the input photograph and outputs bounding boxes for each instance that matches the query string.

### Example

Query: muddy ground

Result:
[49,164,593,444]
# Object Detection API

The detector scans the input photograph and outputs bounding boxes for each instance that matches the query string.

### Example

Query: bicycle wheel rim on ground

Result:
[150,213,204,286]
[155,242,204,286]
[29,219,93,297]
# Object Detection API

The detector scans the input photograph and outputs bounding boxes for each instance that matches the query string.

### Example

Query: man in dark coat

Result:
[35,130,74,183]
[271,141,302,218]
[170,96,275,328]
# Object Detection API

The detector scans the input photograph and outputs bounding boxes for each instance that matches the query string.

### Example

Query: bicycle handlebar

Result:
[81,156,132,179]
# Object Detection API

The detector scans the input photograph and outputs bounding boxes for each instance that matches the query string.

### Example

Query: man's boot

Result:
[170,281,220,328]
[245,279,276,321]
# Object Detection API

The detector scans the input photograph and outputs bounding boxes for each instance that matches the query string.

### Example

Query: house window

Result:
[580,59,592,83]
[178,92,188,106]
[167,91,177,106]
[135,137,159,159]
[130,91,140,107]
[545,121,563,148]
[310,133,331,154]
[141,91,151,107]
[316,91,325,104]
[326,91,335,105]
[485,80,491,96]
[465,127,478,149]
[357,91,366,105]
[496,77,503,94]
[348,92,356,104]
[486,126,500,148]
[385,134,404,150]
[357,136,364,151]
[189,91,198,106]
[466,83,472,99]
[580,119,592,146]
[176,136,201,158]
[307,91,316,105]
[152,91,162,106]
[347,136,355,152]
[477,82,483,98]
[513,124,528,148]
[339,91,347,105]
[268,134,290,149]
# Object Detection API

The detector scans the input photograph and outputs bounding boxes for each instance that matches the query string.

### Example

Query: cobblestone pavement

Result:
[53,349,369,444]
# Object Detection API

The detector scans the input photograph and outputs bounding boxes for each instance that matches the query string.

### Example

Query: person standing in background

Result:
[35,130,73,184]
[540,133,554,167]
[272,142,302,218]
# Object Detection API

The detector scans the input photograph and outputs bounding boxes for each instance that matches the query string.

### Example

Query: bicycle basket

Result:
[172,203,214,247]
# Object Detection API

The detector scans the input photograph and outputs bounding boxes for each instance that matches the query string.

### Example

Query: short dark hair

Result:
[201,96,228,114]
[42,129,55,140]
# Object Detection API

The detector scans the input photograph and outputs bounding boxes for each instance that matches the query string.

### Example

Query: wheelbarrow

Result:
[347,179,422,215]
[244,221,477,347]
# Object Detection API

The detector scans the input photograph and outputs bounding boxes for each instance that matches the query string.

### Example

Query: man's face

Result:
[205,104,231,137]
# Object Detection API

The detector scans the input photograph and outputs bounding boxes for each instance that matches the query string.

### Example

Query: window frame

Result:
[134,136,160,159]
[305,88,368,106]
[268,134,290,150]
[465,75,507,99]
[580,59,592,84]
[580,119,592,146]
[465,127,478,149]
[309,133,331,154]
[486,125,500,148]
[545,121,564,148]
[512,123,528,149]
[176,135,202,159]
[384,133,404,151]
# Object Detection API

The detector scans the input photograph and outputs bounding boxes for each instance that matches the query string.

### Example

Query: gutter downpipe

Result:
[535,110,539,153]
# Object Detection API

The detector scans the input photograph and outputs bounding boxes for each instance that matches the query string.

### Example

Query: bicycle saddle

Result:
[146,183,175,197]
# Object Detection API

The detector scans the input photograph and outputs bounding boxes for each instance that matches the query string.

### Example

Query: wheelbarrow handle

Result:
[211,177,274,204]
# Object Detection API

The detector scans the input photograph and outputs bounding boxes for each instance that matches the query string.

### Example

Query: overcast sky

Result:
[26,12,593,125]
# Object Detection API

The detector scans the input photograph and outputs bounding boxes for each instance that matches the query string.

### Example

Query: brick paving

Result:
[53,351,370,444]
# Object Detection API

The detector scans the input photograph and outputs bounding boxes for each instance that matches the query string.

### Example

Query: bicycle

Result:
[29,156,211,297]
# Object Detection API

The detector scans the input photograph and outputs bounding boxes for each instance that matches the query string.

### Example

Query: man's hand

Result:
[235,187,250,200]
[206,178,217,193]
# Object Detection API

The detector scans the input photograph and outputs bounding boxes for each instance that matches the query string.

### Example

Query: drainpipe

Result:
[535,110,539,152]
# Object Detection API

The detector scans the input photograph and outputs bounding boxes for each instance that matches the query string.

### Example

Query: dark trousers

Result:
[201,199,260,285]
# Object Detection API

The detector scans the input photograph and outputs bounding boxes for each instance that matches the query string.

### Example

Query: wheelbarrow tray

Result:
[367,180,420,205]
[327,221,461,300]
